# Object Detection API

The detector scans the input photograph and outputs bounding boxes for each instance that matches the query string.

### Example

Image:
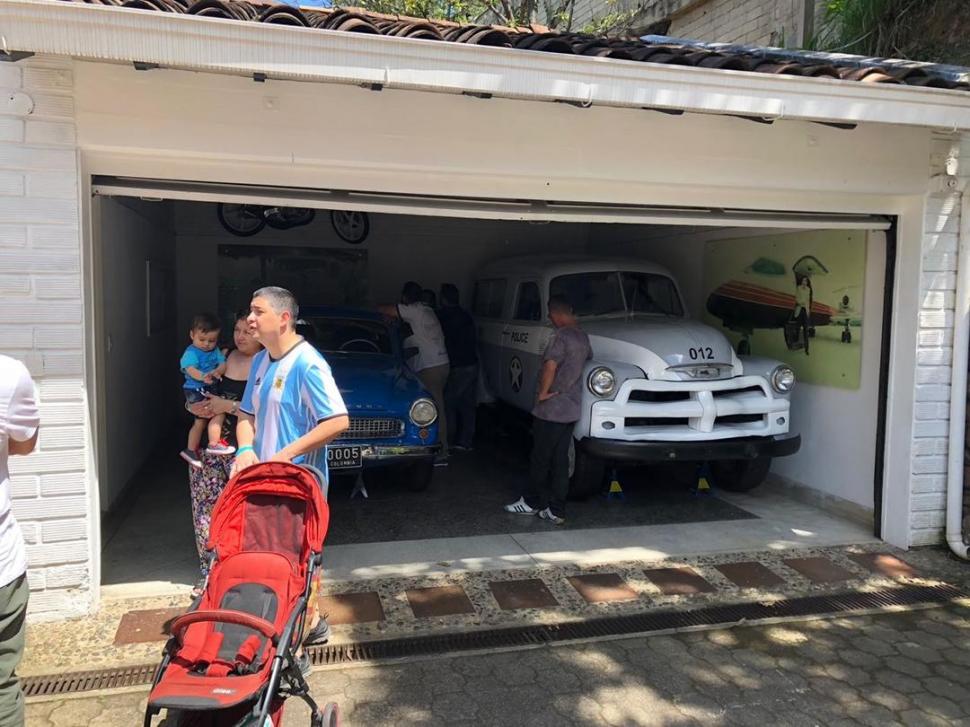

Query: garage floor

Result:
[324,447,755,545]
[102,428,876,598]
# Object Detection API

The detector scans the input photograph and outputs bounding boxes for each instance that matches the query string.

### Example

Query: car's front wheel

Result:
[404,460,435,492]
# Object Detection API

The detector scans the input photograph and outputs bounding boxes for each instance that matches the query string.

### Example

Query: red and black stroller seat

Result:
[145,462,333,727]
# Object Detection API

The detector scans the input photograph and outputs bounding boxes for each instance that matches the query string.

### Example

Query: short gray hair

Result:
[253,286,299,327]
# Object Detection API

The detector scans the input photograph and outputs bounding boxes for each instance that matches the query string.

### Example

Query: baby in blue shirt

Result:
[180,313,233,468]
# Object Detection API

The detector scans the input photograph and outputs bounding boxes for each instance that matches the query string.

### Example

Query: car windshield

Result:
[298,317,393,355]
[550,272,683,317]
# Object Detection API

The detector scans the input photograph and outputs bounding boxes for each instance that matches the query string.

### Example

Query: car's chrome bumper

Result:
[343,443,440,467]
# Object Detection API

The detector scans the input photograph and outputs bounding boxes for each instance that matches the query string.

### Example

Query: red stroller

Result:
[145,462,338,727]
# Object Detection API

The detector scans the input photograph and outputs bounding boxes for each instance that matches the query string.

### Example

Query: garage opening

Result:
[91,183,891,596]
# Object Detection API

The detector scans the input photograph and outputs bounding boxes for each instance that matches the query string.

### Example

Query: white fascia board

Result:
[3,0,970,131]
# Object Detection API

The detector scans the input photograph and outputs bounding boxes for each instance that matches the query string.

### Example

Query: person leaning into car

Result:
[379,281,451,464]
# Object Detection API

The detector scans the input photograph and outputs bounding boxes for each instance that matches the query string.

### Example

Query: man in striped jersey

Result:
[231,286,349,665]
[232,286,349,480]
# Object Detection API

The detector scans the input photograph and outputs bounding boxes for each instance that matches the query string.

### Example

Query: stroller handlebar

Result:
[171,609,279,646]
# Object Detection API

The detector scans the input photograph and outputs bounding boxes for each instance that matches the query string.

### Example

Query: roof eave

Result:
[2,0,970,132]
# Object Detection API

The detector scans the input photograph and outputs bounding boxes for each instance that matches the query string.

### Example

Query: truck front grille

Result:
[339,417,405,440]
[712,386,763,398]
[629,390,690,403]
[625,417,688,427]
[715,414,764,424]
[591,375,789,442]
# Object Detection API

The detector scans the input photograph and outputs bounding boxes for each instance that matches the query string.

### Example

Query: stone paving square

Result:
[782,556,855,583]
[318,592,385,625]
[112,608,183,646]
[406,585,476,618]
[488,578,560,610]
[567,573,638,603]
[847,551,917,578]
[643,566,716,595]
[715,560,786,588]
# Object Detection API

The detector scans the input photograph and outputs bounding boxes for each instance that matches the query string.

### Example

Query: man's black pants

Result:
[524,418,574,518]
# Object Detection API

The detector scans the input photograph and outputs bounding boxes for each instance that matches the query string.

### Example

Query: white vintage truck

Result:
[473,256,801,495]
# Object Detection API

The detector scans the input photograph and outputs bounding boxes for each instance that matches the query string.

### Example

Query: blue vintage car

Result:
[297,306,440,491]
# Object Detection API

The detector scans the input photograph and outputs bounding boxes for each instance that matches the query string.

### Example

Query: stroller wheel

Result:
[312,702,339,727]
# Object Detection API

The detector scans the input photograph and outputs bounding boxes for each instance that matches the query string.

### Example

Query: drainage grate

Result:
[24,584,963,698]
[23,663,157,698]
[306,583,965,665]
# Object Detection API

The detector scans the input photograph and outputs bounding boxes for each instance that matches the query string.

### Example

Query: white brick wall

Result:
[557,0,821,46]
[670,0,813,47]
[909,135,969,546]
[0,56,92,620]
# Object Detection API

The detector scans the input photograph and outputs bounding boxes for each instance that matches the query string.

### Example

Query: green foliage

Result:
[811,0,909,56]
[350,0,577,28]
[810,0,970,65]
[350,0,578,26]
[349,0,490,23]
[578,0,637,36]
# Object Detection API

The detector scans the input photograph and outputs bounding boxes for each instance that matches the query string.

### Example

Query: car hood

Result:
[581,317,737,375]
[325,353,425,413]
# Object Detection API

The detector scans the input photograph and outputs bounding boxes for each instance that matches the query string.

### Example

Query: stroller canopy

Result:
[208,461,330,566]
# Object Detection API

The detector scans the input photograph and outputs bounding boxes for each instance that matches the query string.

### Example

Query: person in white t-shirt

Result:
[0,355,38,726]
[380,281,451,462]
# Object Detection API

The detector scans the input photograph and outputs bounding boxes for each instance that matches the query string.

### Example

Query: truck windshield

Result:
[550,272,683,317]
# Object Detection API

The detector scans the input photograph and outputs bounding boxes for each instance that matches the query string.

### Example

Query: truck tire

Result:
[405,460,435,492]
[569,443,607,499]
[711,457,771,492]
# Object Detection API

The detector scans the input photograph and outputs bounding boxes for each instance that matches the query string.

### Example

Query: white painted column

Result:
[0,55,96,620]
[909,135,966,546]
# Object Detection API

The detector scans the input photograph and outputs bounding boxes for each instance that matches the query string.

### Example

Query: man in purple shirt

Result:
[504,296,591,524]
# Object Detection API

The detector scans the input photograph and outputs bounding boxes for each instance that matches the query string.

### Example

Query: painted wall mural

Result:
[703,229,867,390]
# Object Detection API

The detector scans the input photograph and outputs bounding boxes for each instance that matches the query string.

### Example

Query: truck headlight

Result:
[770,366,796,393]
[410,398,437,426]
[588,367,617,397]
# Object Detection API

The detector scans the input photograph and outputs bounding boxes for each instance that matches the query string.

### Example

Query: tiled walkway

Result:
[23,542,956,678]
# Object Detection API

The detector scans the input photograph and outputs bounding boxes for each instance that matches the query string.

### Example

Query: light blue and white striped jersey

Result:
[240,340,347,481]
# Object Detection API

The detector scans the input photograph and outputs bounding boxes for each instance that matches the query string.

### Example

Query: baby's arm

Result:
[181,348,207,382]
[184,365,207,382]
[209,349,227,381]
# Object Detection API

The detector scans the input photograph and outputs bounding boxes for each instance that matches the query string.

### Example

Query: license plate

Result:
[327,445,362,470]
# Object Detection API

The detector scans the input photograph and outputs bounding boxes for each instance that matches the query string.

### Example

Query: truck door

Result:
[501,280,550,410]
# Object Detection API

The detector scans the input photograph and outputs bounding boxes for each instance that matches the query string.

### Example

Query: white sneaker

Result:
[537,508,565,525]
[504,497,539,515]
[206,442,236,456]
